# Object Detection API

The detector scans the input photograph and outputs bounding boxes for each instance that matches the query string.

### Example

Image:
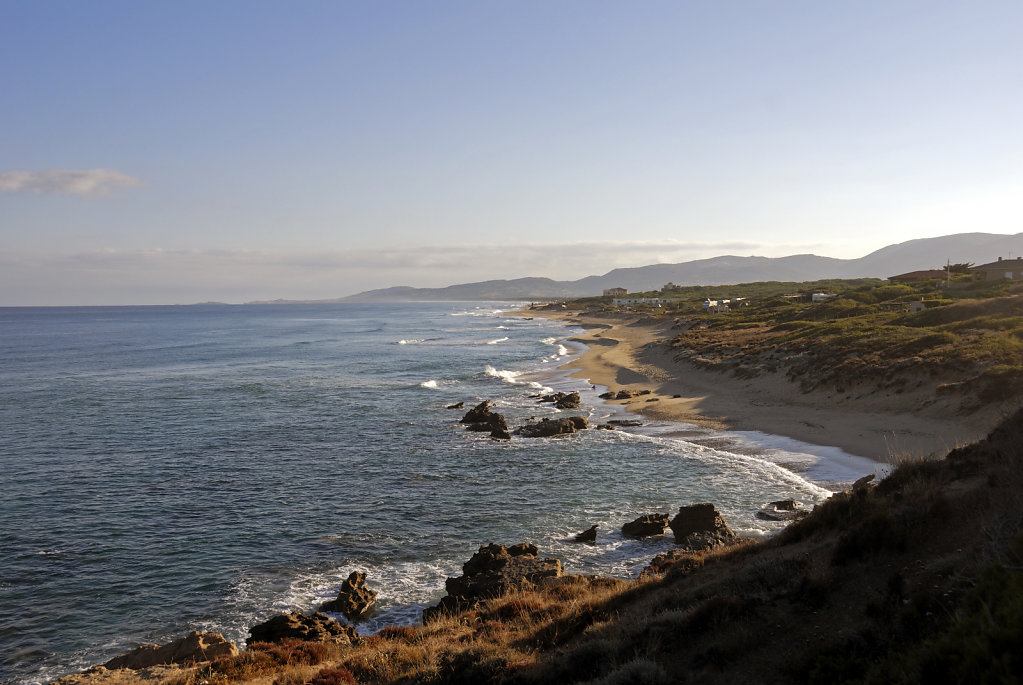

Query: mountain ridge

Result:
[321,231,1023,303]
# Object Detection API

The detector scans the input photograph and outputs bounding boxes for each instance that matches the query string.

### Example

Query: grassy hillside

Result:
[575,277,1023,417]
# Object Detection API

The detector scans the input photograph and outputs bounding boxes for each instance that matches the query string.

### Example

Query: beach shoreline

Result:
[528,307,998,463]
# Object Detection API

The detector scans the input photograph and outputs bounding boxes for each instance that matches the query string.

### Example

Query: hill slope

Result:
[342,231,1023,301]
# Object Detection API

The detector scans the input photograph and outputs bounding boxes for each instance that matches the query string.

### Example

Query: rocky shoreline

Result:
[60,501,752,681]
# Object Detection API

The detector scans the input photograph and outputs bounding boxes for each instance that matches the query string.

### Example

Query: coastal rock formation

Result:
[598,391,616,400]
[573,525,598,543]
[103,631,237,670]
[459,400,511,439]
[537,391,582,409]
[460,400,496,424]
[597,423,616,430]
[320,571,377,620]
[247,612,357,646]
[423,543,564,622]
[668,503,739,550]
[755,499,809,522]
[607,419,643,427]
[621,514,669,538]
[515,416,588,437]
[446,402,464,409]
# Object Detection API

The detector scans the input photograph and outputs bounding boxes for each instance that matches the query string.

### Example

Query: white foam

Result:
[485,365,522,384]
[420,380,439,389]
[397,339,425,345]
[487,337,510,345]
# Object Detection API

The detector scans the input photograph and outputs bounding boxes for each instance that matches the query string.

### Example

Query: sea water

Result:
[0,302,882,683]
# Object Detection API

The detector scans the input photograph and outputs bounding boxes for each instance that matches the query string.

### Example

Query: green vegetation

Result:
[576,277,1023,407]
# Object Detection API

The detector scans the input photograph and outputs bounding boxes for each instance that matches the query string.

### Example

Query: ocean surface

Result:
[0,302,884,683]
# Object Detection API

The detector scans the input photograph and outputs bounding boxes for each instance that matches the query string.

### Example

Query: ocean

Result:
[0,302,882,683]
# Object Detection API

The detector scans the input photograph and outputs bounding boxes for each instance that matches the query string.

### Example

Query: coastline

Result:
[533,308,996,463]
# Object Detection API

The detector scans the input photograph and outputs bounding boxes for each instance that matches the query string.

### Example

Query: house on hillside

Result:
[889,269,947,282]
[971,257,1023,281]
[603,287,628,297]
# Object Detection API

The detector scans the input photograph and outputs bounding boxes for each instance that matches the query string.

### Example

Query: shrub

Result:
[306,667,357,685]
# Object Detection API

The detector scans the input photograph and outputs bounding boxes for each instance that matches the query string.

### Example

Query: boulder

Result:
[446,402,465,410]
[597,424,616,430]
[615,390,637,399]
[621,514,669,538]
[755,499,809,522]
[460,400,495,424]
[573,525,598,543]
[459,400,510,439]
[537,391,582,409]
[607,419,642,427]
[423,543,564,622]
[668,503,739,551]
[554,392,581,409]
[320,571,377,620]
[515,416,588,438]
[598,391,616,400]
[247,612,357,646]
[104,631,237,670]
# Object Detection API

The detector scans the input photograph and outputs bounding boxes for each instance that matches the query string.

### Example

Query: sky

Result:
[2,1,1021,305]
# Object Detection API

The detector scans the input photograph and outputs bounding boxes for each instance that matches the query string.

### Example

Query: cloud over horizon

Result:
[0,169,145,197]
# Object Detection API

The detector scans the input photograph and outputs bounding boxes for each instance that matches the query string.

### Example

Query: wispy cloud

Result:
[0,169,145,197]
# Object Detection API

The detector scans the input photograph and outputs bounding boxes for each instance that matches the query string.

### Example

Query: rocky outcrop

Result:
[460,400,495,424]
[515,416,588,437]
[755,499,809,522]
[621,514,669,538]
[538,391,582,409]
[460,400,511,439]
[423,543,564,622]
[247,612,358,646]
[573,525,598,543]
[668,503,739,551]
[103,631,238,670]
[320,571,377,620]
[446,402,465,409]
[607,419,642,427]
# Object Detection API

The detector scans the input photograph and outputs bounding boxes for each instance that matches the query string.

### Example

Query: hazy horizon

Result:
[3,2,1022,306]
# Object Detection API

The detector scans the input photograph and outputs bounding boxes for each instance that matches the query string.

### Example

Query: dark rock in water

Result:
[446,402,465,409]
[459,400,511,439]
[573,525,597,543]
[555,391,581,409]
[607,419,642,427]
[537,391,582,409]
[621,514,669,538]
[320,571,377,620]
[104,631,237,670]
[515,416,588,437]
[247,612,357,646]
[598,391,616,400]
[597,424,616,430]
[460,400,495,424]
[423,543,563,622]
[755,499,808,522]
[668,503,739,551]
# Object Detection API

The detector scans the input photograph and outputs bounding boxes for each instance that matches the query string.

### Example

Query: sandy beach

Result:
[532,308,1001,463]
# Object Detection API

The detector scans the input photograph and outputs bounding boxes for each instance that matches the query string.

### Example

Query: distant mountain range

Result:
[329,231,1023,302]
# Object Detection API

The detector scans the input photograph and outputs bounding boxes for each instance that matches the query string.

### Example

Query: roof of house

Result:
[972,258,1023,270]
[889,269,947,281]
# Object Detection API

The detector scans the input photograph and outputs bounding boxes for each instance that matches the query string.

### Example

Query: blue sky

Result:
[2,1,1021,304]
